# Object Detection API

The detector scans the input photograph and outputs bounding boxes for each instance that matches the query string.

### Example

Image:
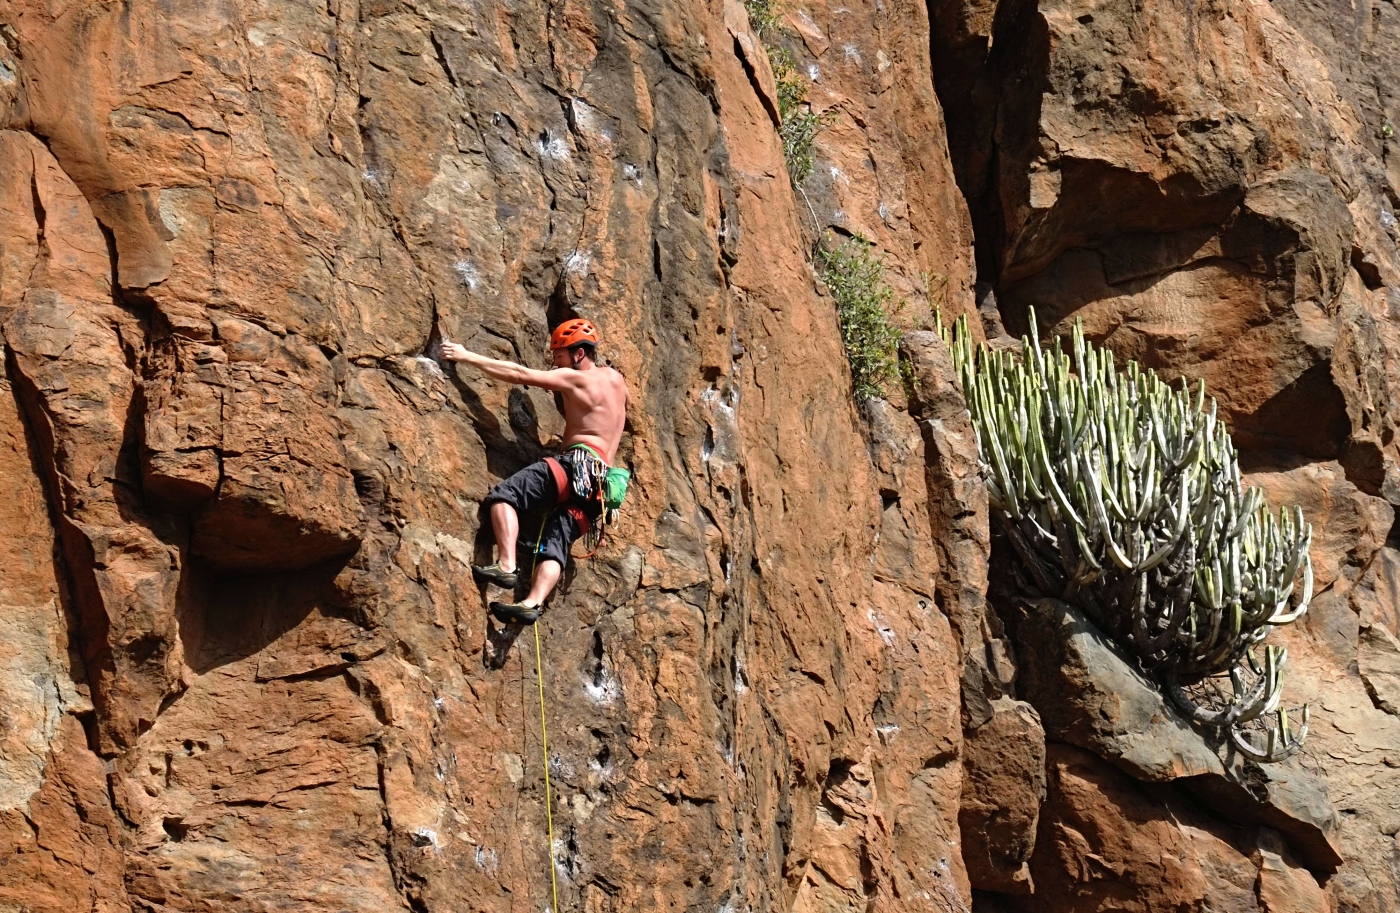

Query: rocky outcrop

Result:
[1012,598,1343,873]
[0,356,125,911]
[1012,598,1227,784]
[958,697,1045,894]
[2,129,183,756]
[928,0,1400,907]
[932,0,1400,463]
[144,315,366,571]
[1029,745,1329,913]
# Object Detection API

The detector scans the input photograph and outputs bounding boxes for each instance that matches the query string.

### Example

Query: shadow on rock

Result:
[180,554,360,676]
[483,617,529,670]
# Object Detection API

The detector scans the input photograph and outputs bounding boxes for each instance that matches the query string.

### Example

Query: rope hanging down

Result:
[533,622,561,913]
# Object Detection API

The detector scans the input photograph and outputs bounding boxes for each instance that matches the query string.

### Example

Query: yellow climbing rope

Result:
[533,621,561,913]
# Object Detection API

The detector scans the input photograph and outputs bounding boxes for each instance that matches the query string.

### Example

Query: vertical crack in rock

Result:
[3,134,183,756]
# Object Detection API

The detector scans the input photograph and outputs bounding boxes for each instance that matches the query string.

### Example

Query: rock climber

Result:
[441,319,629,624]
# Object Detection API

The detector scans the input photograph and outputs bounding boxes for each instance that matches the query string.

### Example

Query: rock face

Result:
[0,0,1397,911]
[958,697,1045,894]
[0,0,978,909]
[1012,598,1344,873]
[930,0,1400,907]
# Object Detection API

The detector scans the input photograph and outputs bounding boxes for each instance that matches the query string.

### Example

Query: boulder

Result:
[959,698,1046,894]
[1012,598,1227,782]
[1358,623,1400,716]
[1012,598,1343,871]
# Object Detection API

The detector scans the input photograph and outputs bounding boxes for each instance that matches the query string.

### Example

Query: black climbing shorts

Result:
[483,458,599,568]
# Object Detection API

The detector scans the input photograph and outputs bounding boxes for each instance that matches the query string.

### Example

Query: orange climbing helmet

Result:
[550,318,600,351]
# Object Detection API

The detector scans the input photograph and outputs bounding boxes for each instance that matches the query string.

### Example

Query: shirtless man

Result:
[441,318,629,624]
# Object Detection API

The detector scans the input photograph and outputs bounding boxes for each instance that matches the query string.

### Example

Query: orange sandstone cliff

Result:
[0,0,1396,911]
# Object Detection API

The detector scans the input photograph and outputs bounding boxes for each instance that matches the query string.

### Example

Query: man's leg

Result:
[490,501,521,572]
[523,559,562,607]
[488,508,577,623]
[476,460,556,588]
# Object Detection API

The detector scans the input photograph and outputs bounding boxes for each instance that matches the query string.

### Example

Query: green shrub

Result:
[769,46,805,118]
[940,310,1313,762]
[744,0,784,38]
[744,1,833,185]
[820,235,902,401]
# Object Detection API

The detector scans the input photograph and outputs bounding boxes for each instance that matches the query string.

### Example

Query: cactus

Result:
[938,310,1313,762]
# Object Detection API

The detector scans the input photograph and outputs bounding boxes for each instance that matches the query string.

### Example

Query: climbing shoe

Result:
[489,600,541,624]
[472,563,518,589]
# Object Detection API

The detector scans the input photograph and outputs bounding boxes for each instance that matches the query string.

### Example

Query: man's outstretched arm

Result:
[440,342,574,391]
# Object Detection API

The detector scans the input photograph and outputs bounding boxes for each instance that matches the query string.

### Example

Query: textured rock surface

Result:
[0,0,979,910]
[928,0,1400,907]
[1027,745,1330,913]
[1012,598,1228,784]
[1012,597,1344,872]
[0,0,1398,909]
[934,0,1400,465]
[958,697,1044,894]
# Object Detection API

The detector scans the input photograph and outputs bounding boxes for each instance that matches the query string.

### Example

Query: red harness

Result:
[543,456,570,501]
[544,456,591,534]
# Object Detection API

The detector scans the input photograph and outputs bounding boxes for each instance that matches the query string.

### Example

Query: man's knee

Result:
[483,487,520,512]
[485,460,555,514]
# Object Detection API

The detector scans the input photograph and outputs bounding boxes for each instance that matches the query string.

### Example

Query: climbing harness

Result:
[560,443,607,501]
[571,442,631,523]
[533,622,561,913]
[561,445,607,555]
[536,444,630,560]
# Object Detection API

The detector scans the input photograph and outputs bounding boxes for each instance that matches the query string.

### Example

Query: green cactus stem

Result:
[938,309,1313,763]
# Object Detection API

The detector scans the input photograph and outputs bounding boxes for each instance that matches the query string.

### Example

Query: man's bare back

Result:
[558,365,628,463]
[439,340,629,462]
